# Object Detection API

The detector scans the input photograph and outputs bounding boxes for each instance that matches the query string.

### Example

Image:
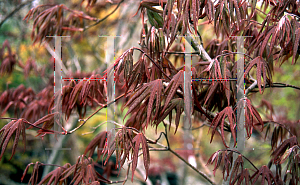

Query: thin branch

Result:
[0,117,66,135]
[23,119,65,135]
[247,81,300,95]
[148,131,169,148]
[148,148,168,151]
[127,142,216,184]
[265,82,300,91]
[168,148,216,185]
[0,0,33,28]
[83,0,124,31]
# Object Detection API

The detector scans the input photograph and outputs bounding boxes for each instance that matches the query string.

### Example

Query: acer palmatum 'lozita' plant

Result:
[1,0,300,184]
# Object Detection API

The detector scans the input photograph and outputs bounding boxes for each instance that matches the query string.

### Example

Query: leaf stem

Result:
[168,148,216,185]
[246,81,300,95]
[264,82,300,91]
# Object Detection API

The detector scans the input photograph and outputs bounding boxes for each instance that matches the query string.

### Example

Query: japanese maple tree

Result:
[1,0,300,184]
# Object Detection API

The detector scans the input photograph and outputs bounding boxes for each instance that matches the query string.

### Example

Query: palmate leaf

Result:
[230,168,251,185]
[125,103,147,131]
[24,4,96,44]
[105,49,133,87]
[203,81,220,107]
[127,55,151,91]
[84,131,107,160]
[30,112,60,136]
[114,127,134,171]
[270,125,287,151]
[1,85,35,117]
[209,106,236,148]
[278,145,299,165]
[131,133,150,181]
[157,98,184,134]
[124,79,164,128]
[214,0,245,37]
[61,156,110,185]
[147,9,163,28]
[48,80,75,121]
[201,58,222,80]
[236,98,264,138]
[21,161,42,185]
[80,74,106,106]
[206,150,221,176]
[229,155,244,183]
[279,146,300,185]
[38,163,71,185]
[245,56,272,94]
[85,128,132,179]
[69,80,84,111]
[102,127,134,174]
[59,74,106,121]
[206,150,233,178]
[252,14,300,65]
[0,40,17,76]
[0,119,27,160]
[271,136,298,164]
[251,165,277,185]
[162,70,184,113]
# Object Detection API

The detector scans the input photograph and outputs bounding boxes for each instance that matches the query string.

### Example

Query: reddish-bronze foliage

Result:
[209,106,236,148]
[230,168,251,185]
[84,131,107,160]
[38,163,71,185]
[271,136,298,164]
[1,0,300,184]
[235,98,264,138]
[21,162,43,185]
[60,156,110,184]
[24,4,97,44]
[206,150,233,178]
[245,56,272,94]
[0,119,27,160]
[230,155,244,183]
[251,165,277,185]
[124,79,164,129]
[131,133,150,181]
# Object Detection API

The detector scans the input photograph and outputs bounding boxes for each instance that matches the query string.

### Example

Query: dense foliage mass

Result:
[1,0,300,184]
